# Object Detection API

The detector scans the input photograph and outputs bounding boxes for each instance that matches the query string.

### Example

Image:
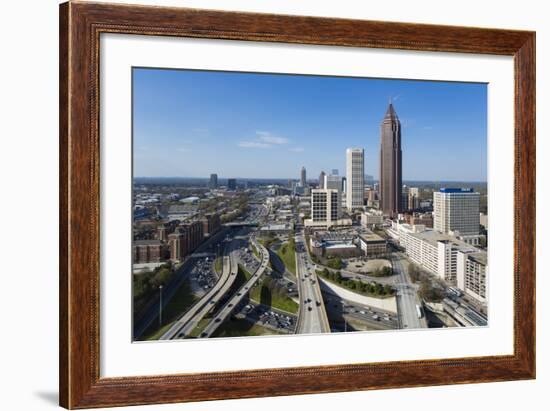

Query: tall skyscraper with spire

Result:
[379,102,403,217]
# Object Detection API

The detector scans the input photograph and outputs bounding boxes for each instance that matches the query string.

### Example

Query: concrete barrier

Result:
[318,277,397,313]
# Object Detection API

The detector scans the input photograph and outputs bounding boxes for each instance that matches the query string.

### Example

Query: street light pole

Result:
[159,285,164,327]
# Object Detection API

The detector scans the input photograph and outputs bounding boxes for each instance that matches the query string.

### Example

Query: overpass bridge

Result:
[199,238,270,338]
[224,221,259,227]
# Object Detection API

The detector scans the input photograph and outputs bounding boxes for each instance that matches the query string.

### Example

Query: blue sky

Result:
[133,68,487,181]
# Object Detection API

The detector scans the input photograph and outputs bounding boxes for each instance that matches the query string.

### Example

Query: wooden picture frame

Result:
[59,1,535,408]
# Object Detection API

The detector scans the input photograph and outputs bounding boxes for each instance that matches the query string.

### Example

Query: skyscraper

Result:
[209,173,218,189]
[379,102,403,217]
[346,148,365,211]
[408,187,420,210]
[300,166,306,187]
[318,171,326,189]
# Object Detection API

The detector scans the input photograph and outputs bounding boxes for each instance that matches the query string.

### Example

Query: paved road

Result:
[392,254,427,330]
[133,227,228,339]
[199,238,270,338]
[323,294,398,330]
[160,240,240,340]
[295,233,331,335]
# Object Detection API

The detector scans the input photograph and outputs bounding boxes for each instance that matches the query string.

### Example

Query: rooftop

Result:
[410,229,477,252]
[468,251,488,266]
[439,188,474,193]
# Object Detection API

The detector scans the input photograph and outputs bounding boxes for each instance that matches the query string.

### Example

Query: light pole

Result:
[158,285,164,327]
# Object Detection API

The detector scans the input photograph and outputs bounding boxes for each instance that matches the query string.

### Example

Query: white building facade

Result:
[305,188,351,228]
[346,148,365,211]
[433,188,481,245]
[457,251,487,303]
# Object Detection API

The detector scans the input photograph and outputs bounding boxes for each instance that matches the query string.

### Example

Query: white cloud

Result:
[238,141,272,149]
[238,131,289,149]
[256,131,289,145]
[289,147,305,153]
[176,147,191,152]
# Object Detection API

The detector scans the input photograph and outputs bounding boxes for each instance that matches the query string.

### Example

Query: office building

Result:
[358,231,388,257]
[434,188,480,244]
[379,103,403,217]
[209,173,218,189]
[318,171,326,189]
[300,166,306,187]
[227,178,237,190]
[325,173,343,192]
[408,187,420,210]
[346,148,365,210]
[361,209,384,228]
[402,185,409,211]
[305,188,351,228]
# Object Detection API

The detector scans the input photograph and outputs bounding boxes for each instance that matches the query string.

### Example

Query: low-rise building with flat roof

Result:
[358,231,388,258]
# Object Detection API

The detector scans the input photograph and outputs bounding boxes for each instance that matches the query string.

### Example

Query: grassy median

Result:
[250,276,299,314]
[142,279,198,340]
[276,241,296,276]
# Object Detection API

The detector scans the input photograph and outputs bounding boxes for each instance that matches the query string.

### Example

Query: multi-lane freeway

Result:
[295,233,331,334]
[133,227,228,339]
[160,240,240,340]
[392,253,427,330]
[199,238,271,338]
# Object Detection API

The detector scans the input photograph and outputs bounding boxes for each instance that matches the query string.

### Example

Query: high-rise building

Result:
[318,171,326,189]
[408,187,420,210]
[434,188,481,243]
[325,173,342,192]
[312,189,341,222]
[401,185,409,211]
[379,103,403,217]
[300,166,307,187]
[209,173,218,189]
[346,148,365,210]
[227,178,237,190]
[304,188,352,228]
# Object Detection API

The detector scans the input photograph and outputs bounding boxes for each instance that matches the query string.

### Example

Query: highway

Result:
[392,254,427,330]
[133,227,228,339]
[295,233,331,334]
[199,238,270,338]
[159,240,240,340]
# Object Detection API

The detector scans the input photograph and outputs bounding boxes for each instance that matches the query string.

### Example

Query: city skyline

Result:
[133,68,487,181]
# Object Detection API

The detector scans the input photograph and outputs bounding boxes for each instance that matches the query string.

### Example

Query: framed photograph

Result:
[59,1,535,408]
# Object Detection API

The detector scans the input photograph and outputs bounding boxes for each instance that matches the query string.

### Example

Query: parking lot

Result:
[236,302,296,334]
[189,257,218,297]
